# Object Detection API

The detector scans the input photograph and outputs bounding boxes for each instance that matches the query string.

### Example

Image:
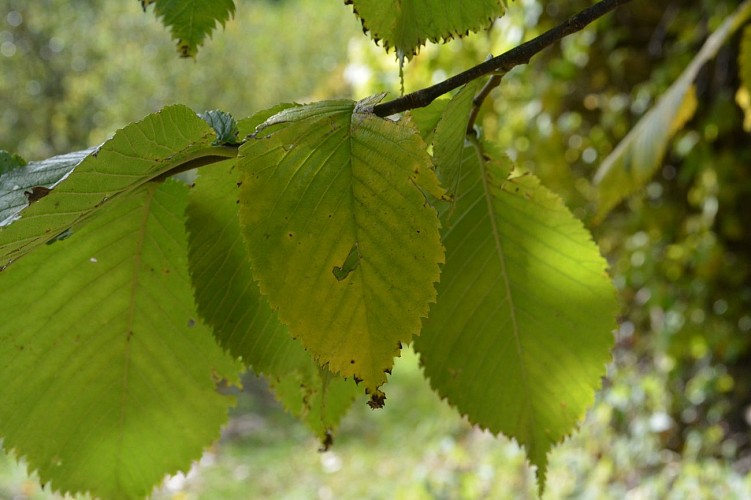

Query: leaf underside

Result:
[345,0,504,60]
[152,0,236,57]
[416,145,618,492]
[0,104,220,271]
[0,181,239,499]
[237,99,444,402]
[186,157,358,436]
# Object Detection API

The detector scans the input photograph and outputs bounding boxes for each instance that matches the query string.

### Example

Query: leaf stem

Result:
[372,0,632,117]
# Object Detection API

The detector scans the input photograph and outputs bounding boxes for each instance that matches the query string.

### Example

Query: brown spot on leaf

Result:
[318,430,334,452]
[367,392,386,409]
[24,186,51,204]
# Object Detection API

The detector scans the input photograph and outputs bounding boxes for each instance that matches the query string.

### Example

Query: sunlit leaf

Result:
[594,2,751,220]
[345,0,503,61]
[150,0,235,57]
[416,143,618,493]
[0,180,239,499]
[186,148,358,439]
[237,98,443,404]
[0,104,236,270]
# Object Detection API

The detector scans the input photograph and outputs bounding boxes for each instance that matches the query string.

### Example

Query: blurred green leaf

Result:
[416,141,618,493]
[150,0,236,57]
[0,180,239,499]
[736,25,751,131]
[346,0,503,61]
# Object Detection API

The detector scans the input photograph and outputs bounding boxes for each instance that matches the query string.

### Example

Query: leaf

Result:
[0,149,89,227]
[199,109,241,145]
[415,144,618,493]
[237,99,444,404]
[0,180,240,499]
[432,82,482,198]
[151,0,235,57]
[345,0,504,61]
[0,150,26,175]
[594,1,751,220]
[185,155,358,439]
[269,365,359,445]
[0,104,236,270]
[736,25,751,131]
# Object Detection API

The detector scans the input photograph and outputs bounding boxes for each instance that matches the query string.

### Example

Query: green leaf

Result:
[345,0,504,61]
[0,104,236,270]
[270,365,360,445]
[0,180,239,499]
[237,99,444,405]
[415,143,618,493]
[432,82,482,198]
[736,25,751,131]
[0,150,26,175]
[151,0,235,57]
[186,155,358,439]
[199,109,241,145]
[593,1,751,220]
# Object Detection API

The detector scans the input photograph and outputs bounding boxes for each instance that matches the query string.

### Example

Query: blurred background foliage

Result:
[1,0,751,497]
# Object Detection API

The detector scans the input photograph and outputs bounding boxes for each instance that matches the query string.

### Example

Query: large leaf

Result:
[150,0,236,57]
[237,98,444,405]
[593,1,751,220]
[415,142,618,492]
[186,157,358,437]
[345,0,503,61]
[0,104,236,270]
[0,180,239,499]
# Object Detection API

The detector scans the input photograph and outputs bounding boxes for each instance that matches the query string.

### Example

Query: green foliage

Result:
[147,0,236,57]
[0,180,240,498]
[8,0,751,498]
[0,105,236,270]
[736,25,751,130]
[346,0,504,62]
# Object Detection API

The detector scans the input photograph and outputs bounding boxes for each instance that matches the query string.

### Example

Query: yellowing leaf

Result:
[594,2,751,220]
[416,143,618,493]
[237,99,444,404]
[346,0,503,60]
[0,181,239,499]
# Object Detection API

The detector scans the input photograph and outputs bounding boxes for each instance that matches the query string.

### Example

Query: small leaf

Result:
[0,150,26,175]
[415,143,618,493]
[151,0,236,57]
[237,98,444,402]
[199,109,241,145]
[0,180,239,499]
[594,2,751,220]
[345,0,504,61]
[0,105,234,270]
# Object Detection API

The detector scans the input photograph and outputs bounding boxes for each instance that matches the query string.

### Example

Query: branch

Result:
[372,0,632,117]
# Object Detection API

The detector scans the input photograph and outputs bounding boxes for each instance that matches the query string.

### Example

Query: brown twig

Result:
[372,0,632,117]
